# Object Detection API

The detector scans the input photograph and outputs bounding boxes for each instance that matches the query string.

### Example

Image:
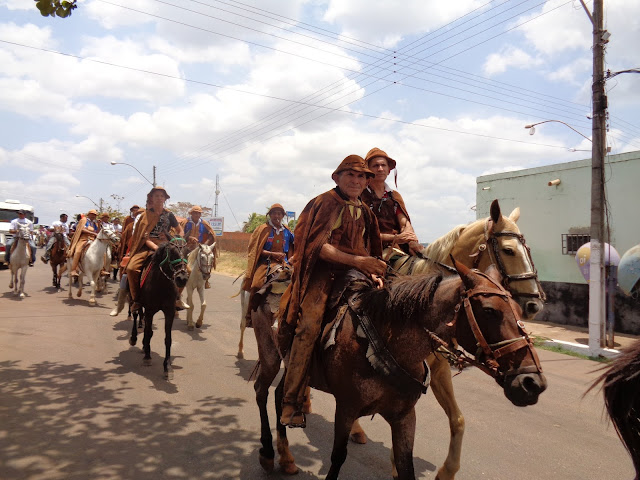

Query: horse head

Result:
[196,244,215,279]
[98,225,120,246]
[156,239,189,288]
[451,199,545,320]
[451,259,547,407]
[16,223,31,240]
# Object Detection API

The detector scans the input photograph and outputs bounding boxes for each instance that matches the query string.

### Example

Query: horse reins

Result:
[429,269,543,380]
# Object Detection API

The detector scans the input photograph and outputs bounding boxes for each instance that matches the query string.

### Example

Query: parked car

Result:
[0,232,8,267]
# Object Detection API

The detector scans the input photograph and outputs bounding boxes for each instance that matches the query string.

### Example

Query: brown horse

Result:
[591,339,640,479]
[255,263,547,478]
[49,226,68,290]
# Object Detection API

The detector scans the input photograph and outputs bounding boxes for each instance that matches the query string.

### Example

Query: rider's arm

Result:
[319,244,386,277]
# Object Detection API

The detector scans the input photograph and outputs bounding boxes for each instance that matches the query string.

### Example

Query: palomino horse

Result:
[8,223,32,298]
[591,339,640,479]
[128,238,189,379]
[257,263,546,478]
[184,243,216,330]
[49,225,68,290]
[67,225,119,304]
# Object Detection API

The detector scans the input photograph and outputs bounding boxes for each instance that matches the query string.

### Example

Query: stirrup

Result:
[280,404,306,428]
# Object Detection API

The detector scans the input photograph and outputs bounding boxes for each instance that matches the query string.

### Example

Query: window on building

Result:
[562,234,590,255]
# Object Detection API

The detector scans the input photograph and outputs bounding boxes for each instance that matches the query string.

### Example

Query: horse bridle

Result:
[196,244,214,279]
[430,269,543,381]
[471,219,546,301]
[158,237,189,281]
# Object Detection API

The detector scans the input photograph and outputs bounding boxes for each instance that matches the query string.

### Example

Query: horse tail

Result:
[591,339,640,477]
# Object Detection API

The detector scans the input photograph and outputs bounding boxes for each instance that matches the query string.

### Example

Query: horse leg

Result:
[430,355,464,480]
[142,309,154,366]
[67,260,73,299]
[9,268,14,291]
[185,286,195,330]
[326,406,356,480]
[19,267,26,297]
[273,374,298,475]
[77,273,83,298]
[350,418,368,444]
[88,274,97,304]
[238,291,248,359]
[163,307,175,380]
[196,284,206,328]
[129,311,138,347]
[389,408,417,480]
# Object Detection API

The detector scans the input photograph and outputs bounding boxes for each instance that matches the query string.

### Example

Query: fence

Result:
[217,231,251,253]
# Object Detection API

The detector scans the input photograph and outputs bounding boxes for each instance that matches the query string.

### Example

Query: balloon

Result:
[575,242,620,282]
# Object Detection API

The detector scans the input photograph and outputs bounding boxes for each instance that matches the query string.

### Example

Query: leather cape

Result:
[242,222,293,291]
[180,217,216,245]
[361,187,411,232]
[67,217,92,257]
[118,222,134,258]
[127,209,161,258]
[277,188,382,326]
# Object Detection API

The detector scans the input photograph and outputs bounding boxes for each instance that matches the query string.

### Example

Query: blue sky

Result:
[1,0,638,241]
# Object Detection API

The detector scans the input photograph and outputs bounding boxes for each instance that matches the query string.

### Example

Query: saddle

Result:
[9,238,32,259]
[250,264,293,314]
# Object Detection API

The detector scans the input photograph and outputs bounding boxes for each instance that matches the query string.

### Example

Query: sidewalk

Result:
[525,318,639,358]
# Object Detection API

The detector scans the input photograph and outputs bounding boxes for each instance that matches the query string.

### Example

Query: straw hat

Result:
[332,154,375,178]
[87,209,98,215]
[100,212,110,219]
[364,147,396,170]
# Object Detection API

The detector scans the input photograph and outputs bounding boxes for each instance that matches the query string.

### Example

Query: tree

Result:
[167,202,213,219]
[242,213,267,233]
[34,0,77,18]
[288,219,298,231]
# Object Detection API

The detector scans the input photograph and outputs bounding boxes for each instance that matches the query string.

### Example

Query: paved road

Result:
[0,263,635,479]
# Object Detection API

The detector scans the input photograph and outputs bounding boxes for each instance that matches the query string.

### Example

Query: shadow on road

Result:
[0,360,268,480]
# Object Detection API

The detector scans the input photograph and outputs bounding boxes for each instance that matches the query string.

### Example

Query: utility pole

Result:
[214,174,220,217]
[152,165,157,187]
[99,197,104,212]
[587,0,608,355]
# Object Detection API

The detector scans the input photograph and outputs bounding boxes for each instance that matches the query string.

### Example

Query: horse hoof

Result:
[76,291,82,297]
[89,299,96,304]
[196,320,203,328]
[19,293,25,298]
[279,461,299,475]
[187,324,194,331]
[109,310,119,317]
[350,431,368,444]
[129,338,137,346]
[143,358,152,366]
[236,352,244,360]
[259,455,274,473]
[165,370,174,380]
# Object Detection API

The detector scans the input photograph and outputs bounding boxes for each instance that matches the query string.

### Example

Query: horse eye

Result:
[483,307,497,316]
[502,248,515,256]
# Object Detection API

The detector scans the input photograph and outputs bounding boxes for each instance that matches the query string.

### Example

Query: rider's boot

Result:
[175,287,190,310]
[205,279,211,289]
[41,255,49,264]
[110,288,128,317]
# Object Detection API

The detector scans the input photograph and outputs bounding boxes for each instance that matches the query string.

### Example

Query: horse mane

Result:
[422,224,468,264]
[592,339,640,475]
[151,242,174,265]
[354,273,444,328]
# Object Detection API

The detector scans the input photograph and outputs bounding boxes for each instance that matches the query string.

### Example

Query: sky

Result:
[0,0,639,241]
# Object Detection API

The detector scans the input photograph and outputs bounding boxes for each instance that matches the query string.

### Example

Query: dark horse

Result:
[254,262,547,479]
[592,339,640,479]
[129,238,189,379]
[49,226,68,290]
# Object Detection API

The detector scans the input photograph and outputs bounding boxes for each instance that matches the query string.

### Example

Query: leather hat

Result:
[332,154,375,178]
[365,147,396,170]
[130,204,140,211]
[147,186,170,199]
[267,203,285,215]
[189,205,203,213]
[100,212,110,219]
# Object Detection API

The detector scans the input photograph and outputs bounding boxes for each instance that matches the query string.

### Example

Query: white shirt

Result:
[113,223,122,234]
[51,220,69,238]
[10,217,33,232]
[268,219,285,235]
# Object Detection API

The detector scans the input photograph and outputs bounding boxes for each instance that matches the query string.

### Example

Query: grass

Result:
[215,250,247,277]
[532,336,611,363]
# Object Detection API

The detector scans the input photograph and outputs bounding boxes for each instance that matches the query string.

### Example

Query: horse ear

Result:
[485,264,503,284]
[508,207,520,223]
[490,199,501,224]
[450,255,476,289]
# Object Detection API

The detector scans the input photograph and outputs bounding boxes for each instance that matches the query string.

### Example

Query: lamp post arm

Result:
[525,120,592,143]
[111,162,155,187]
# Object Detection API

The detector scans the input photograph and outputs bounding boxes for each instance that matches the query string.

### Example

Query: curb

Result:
[542,339,621,359]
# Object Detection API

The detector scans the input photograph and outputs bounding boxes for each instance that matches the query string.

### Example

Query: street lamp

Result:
[75,194,100,210]
[110,161,156,187]
[524,120,592,143]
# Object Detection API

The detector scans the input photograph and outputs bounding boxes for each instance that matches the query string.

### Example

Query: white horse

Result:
[8,223,32,298]
[185,243,216,330]
[235,274,250,359]
[67,225,119,304]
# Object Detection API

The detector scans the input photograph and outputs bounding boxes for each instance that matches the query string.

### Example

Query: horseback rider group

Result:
[237,148,421,428]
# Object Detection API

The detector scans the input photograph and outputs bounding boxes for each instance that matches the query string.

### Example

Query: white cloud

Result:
[483,46,543,75]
